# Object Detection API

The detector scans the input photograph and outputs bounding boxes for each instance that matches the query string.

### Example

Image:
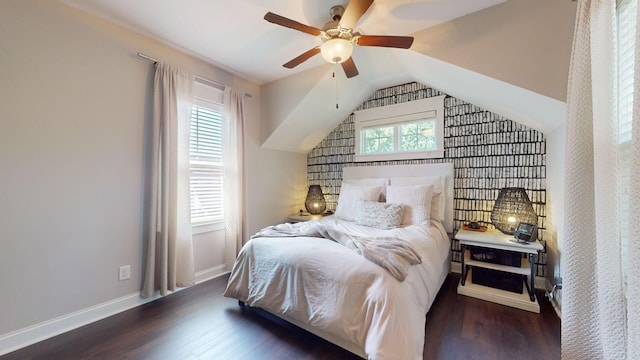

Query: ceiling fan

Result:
[264,0,414,78]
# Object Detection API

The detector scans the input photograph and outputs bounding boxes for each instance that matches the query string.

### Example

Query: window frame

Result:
[190,81,224,233]
[616,0,636,293]
[354,95,445,162]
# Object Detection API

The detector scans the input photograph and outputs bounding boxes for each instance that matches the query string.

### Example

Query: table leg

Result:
[461,243,467,286]
[528,253,535,301]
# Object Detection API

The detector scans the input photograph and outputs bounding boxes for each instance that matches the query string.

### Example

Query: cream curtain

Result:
[223,87,245,269]
[627,0,640,354]
[142,63,195,298]
[562,0,638,358]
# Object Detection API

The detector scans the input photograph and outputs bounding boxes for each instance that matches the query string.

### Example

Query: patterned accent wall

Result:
[307,82,547,277]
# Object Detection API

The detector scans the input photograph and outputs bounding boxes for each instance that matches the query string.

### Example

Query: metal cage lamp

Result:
[490,187,538,234]
[305,185,326,215]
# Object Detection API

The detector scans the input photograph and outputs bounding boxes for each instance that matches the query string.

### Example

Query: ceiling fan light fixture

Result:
[320,38,353,64]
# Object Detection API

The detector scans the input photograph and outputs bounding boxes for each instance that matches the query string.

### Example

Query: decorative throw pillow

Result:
[355,200,405,229]
[335,184,383,222]
[390,176,444,221]
[386,184,434,226]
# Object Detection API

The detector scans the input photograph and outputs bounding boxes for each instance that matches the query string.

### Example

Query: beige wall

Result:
[412,0,576,102]
[545,123,567,311]
[0,0,306,347]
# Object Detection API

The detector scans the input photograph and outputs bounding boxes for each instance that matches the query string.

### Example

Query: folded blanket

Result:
[251,222,422,281]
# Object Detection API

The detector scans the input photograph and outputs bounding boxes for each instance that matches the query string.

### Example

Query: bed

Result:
[224,163,454,359]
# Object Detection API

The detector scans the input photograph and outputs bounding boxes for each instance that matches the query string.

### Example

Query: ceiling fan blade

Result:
[341,57,359,78]
[356,35,414,49]
[264,12,322,36]
[283,47,321,68]
[339,0,374,29]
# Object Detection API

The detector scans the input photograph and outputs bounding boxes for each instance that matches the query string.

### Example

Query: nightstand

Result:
[286,214,323,223]
[456,228,543,313]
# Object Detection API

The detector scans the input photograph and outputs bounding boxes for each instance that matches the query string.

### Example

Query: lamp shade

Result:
[320,38,353,64]
[490,187,538,234]
[305,185,326,215]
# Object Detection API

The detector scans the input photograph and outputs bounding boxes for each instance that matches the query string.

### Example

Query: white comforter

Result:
[224,216,450,360]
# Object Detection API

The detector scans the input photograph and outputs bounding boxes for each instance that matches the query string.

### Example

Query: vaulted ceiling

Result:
[62,0,577,153]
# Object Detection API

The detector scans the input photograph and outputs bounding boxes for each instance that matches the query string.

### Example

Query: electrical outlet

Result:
[119,265,131,281]
[554,276,563,289]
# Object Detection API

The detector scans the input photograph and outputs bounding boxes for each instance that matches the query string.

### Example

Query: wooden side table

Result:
[286,214,323,223]
[456,228,543,313]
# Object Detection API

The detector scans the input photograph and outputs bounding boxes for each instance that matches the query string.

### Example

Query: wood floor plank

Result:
[1,273,560,360]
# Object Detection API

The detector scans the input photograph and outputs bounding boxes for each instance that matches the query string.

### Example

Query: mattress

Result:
[224,216,450,360]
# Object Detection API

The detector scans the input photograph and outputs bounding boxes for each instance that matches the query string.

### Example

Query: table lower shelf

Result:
[457,268,540,313]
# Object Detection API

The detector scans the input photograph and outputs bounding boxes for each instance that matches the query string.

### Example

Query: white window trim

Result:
[190,81,224,229]
[354,95,445,162]
[192,220,225,235]
[616,0,636,293]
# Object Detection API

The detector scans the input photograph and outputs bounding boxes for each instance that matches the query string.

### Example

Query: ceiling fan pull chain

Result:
[334,70,339,109]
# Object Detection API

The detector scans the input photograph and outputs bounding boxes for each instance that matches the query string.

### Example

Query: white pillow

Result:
[355,200,405,229]
[386,184,434,226]
[335,184,383,222]
[343,177,388,201]
[390,176,444,221]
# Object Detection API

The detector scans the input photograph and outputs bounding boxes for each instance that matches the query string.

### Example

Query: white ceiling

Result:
[59,0,568,154]
[61,0,506,85]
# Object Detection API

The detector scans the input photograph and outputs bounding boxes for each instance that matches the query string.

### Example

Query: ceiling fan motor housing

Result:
[322,5,353,40]
[330,5,345,20]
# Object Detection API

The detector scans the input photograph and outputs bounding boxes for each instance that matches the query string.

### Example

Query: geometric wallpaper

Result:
[307,82,547,277]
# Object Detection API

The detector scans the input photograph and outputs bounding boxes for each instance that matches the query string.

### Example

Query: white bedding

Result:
[224,216,450,360]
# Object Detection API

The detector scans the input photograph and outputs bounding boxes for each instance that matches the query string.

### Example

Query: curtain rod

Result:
[137,52,252,98]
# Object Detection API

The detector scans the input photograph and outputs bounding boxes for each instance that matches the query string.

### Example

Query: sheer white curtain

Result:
[223,87,245,269]
[142,63,195,298]
[562,0,639,358]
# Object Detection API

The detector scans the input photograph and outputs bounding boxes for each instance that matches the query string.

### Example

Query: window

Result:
[190,82,224,227]
[355,95,445,162]
[400,120,438,151]
[617,0,637,292]
[362,126,393,153]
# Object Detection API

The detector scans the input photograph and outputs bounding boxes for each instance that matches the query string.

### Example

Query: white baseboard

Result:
[545,278,563,319]
[195,264,228,284]
[0,292,159,356]
[549,296,562,318]
[451,261,546,290]
[0,265,229,357]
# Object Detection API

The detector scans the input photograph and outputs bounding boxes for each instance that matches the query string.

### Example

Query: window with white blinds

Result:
[190,98,223,225]
[617,0,637,292]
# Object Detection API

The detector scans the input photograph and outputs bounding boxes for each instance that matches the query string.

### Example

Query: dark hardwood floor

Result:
[1,273,560,360]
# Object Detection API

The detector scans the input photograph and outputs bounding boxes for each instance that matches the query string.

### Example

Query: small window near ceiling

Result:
[190,81,224,229]
[355,95,445,162]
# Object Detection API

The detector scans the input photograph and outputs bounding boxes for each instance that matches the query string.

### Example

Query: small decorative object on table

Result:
[513,222,537,243]
[463,221,487,232]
